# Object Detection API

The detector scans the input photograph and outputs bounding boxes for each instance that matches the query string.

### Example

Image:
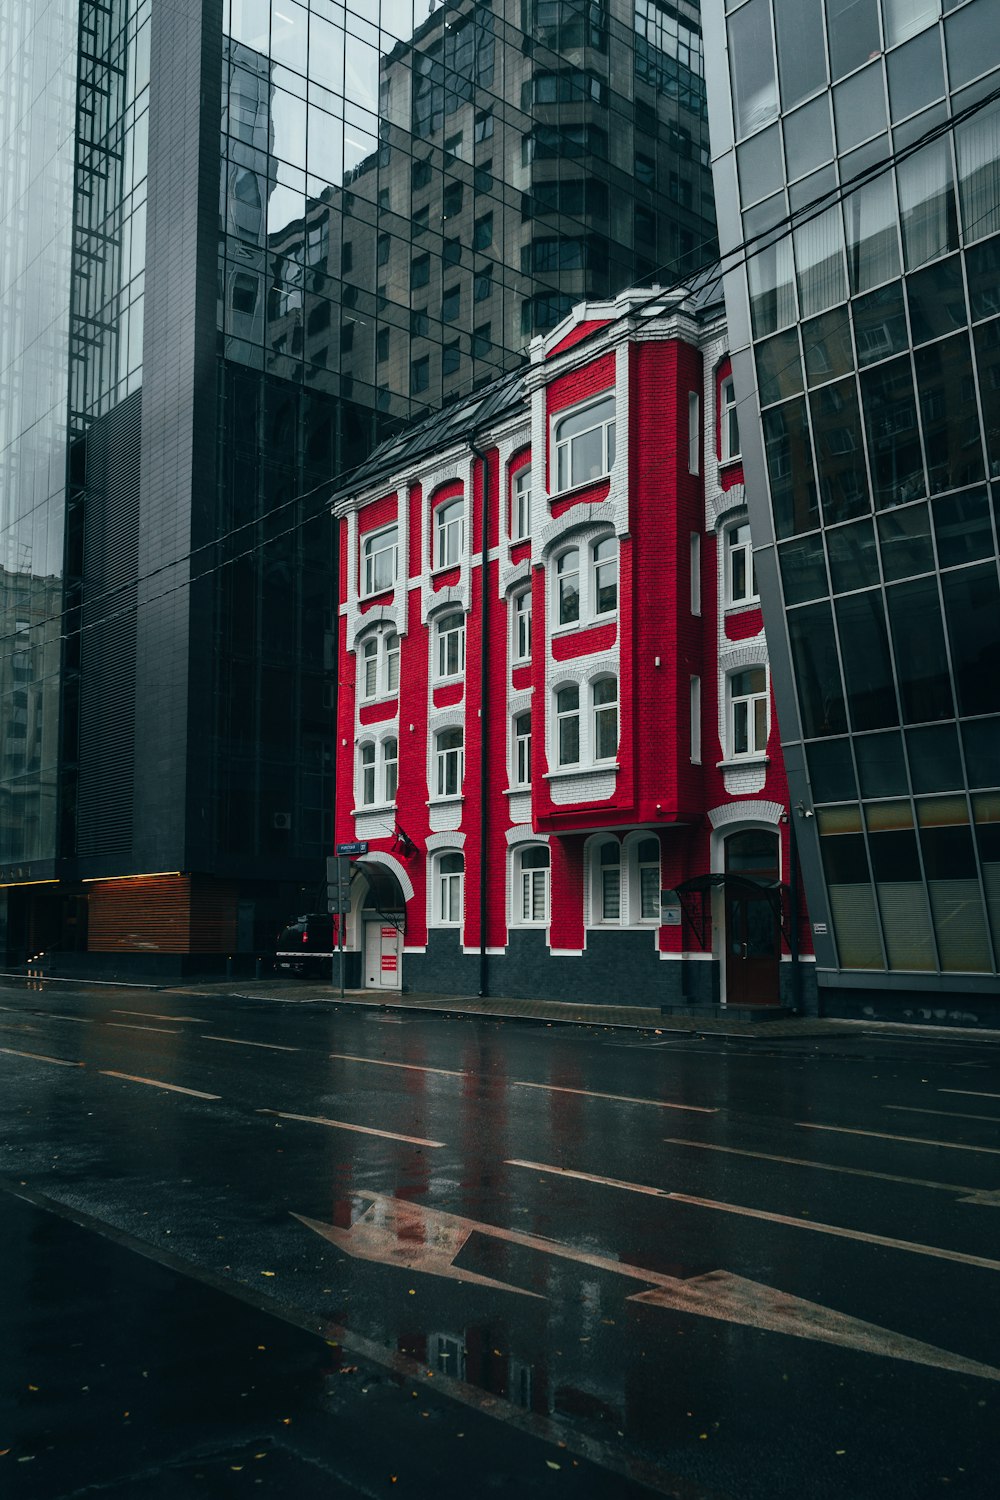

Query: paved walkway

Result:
[161,977,1000,1041]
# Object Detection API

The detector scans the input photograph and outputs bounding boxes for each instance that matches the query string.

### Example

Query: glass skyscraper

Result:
[1,0,716,971]
[703,0,1000,1015]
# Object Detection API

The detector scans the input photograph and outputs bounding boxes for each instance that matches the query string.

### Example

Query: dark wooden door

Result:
[725,891,780,1005]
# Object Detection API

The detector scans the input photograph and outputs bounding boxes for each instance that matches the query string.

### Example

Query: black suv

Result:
[275,913,335,979]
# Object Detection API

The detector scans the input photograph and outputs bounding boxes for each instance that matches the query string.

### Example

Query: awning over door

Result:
[672,873,788,949]
[353,860,406,927]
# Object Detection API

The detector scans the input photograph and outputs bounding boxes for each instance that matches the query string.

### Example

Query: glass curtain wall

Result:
[712,0,1000,980]
[0,1,80,870]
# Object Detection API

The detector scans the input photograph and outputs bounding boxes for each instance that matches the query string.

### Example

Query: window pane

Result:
[826,0,882,82]
[917,797,992,971]
[836,590,898,730]
[852,281,908,366]
[941,562,1000,717]
[876,502,934,581]
[773,0,827,108]
[844,170,902,294]
[788,601,848,737]
[811,378,870,524]
[932,489,994,567]
[780,533,828,604]
[640,866,660,920]
[601,867,621,920]
[728,0,778,137]
[887,577,955,722]
[973,320,1000,478]
[834,64,887,155]
[907,722,964,791]
[955,94,1000,243]
[906,256,967,345]
[856,729,908,796]
[804,309,856,387]
[763,399,821,538]
[828,518,881,592]
[860,355,925,509]
[808,738,858,801]
[915,334,985,494]
[963,716,1000,788]
[897,137,959,270]
[888,27,945,121]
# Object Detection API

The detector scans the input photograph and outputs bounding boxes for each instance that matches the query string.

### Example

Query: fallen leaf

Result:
[231,1466,244,1471]
[281,1418,291,1425]
[27,1385,38,1392]
[261,1271,275,1278]
[254,1453,267,1460]
[546,1461,561,1470]
[408,1288,416,1295]
[836,1450,846,1456]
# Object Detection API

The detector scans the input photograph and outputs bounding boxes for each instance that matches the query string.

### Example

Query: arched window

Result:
[513,710,531,787]
[435,851,464,925]
[363,525,398,595]
[598,841,621,921]
[382,737,398,804]
[385,632,400,692]
[728,667,768,758]
[556,548,580,625]
[635,836,661,922]
[513,588,532,662]
[435,611,466,679]
[361,637,379,698]
[435,727,464,797]
[553,393,615,491]
[359,742,376,805]
[556,684,580,765]
[359,629,400,700]
[592,676,618,762]
[435,498,464,568]
[592,536,617,616]
[515,844,550,924]
[513,465,532,540]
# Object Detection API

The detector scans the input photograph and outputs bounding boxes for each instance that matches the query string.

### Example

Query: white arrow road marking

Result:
[296,1190,1000,1382]
[663,1135,1000,1204]
[507,1159,1000,1273]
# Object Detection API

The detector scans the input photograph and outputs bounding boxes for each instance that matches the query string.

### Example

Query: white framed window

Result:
[513,465,532,541]
[592,537,617,617]
[359,742,377,805]
[598,841,621,921]
[688,390,700,475]
[690,675,702,764]
[720,374,740,461]
[359,629,400,700]
[556,548,580,625]
[635,837,661,922]
[435,851,464,925]
[383,737,398,803]
[729,667,769,758]
[552,534,618,631]
[435,610,465,680]
[435,498,464,568]
[553,393,615,493]
[726,521,758,606]
[513,710,531,787]
[690,532,701,616]
[556,684,580,766]
[514,844,549,925]
[592,676,618,762]
[362,525,398,596]
[435,726,464,797]
[513,588,532,663]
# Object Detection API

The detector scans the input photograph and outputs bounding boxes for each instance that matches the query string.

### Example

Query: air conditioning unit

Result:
[272,812,292,830]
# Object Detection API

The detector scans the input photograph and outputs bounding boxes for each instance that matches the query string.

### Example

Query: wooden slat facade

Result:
[87,876,238,953]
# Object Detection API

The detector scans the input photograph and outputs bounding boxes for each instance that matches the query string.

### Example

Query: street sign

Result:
[336,840,368,856]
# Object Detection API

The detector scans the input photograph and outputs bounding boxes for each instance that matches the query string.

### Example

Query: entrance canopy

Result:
[353,859,406,925]
[673,873,788,950]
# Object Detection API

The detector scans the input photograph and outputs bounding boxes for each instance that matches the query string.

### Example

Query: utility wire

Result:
[2,80,999,660]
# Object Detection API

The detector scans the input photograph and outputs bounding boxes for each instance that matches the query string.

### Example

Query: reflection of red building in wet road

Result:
[331,285,813,1014]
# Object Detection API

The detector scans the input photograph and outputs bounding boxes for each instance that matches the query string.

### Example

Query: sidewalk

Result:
[166,977,985,1041]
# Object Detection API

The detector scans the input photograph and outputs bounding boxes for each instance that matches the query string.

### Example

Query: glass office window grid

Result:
[717,0,1000,977]
[220,0,717,441]
[0,0,80,867]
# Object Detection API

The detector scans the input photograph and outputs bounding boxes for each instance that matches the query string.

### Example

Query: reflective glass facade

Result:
[705,0,1000,994]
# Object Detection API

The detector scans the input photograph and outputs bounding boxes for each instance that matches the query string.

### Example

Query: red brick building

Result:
[331,287,813,1012]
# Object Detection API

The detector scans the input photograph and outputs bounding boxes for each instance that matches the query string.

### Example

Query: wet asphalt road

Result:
[1,982,999,1499]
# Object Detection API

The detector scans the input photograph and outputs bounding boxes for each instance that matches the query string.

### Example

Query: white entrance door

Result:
[364,920,402,989]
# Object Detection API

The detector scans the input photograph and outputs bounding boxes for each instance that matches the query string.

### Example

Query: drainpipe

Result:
[470,438,490,998]
[788,810,801,1014]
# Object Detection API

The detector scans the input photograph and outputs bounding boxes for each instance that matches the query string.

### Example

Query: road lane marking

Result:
[663,1136,984,1197]
[100,1070,220,1099]
[202,1035,299,1053]
[259,1108,443,1148]
[512,1080,716,1113]
[507,1158,1000,1273]
[329,1051,464,1077]
[298,1191,1000,1382]
[106,1021,182,1035]
[113,1009,206,1023]
[0,1006,92,1023]
[886,1104,1000,1124]
[328,1052,714,1111]
[0,1045,82,1067]
[797,1121,1000,1156]
[941,1089,1000,1099]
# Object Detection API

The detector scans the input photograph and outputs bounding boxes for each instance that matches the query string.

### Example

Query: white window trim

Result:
[433,726,465,800]
[361,524,399,598]
[720,374,740,463]
[358,627,400,702]
[586,833,662,929]
[512,710,532,789]
[727,666,769,762]
[432,849,464,927]
[355,729,399,811]
[512,586,532,664]
[687,390,700,476]
[548,671,620,774]
[690,675,702,765]
[551,393,616,497]
[512,464,532,542]
[592,675,619,765]
[511,843,550,927]
[725,519,759,608]
[434,498,464,571]
[434,610,466,682]
[550,532,618,636]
